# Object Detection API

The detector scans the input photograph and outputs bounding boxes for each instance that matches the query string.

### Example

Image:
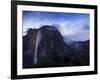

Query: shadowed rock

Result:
[23,25,89,68]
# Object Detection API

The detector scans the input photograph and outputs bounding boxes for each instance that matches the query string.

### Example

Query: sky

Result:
[22,11,90,42]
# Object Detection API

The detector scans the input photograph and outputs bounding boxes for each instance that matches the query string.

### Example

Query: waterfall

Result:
[34,30,42,64]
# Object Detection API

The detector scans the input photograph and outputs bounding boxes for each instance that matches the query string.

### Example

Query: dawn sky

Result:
[23,11,90,41]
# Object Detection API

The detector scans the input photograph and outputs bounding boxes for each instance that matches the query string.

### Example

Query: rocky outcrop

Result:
[23,25,89,68]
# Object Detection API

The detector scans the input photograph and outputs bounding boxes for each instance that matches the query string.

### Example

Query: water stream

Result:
[34,30,42,64]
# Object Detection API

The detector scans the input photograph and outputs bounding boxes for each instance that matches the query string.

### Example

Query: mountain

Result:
[69,40,90,65]
[23,29,39,68]
[23,25,89,68]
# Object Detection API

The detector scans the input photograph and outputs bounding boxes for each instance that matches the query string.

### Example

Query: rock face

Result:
[36,25,70,65]
[23,29,39,68]
[23,25,89,68]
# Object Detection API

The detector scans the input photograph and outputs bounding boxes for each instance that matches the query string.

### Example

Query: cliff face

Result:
[23,25,89,68]
[36,25,71,65]
[23,29,39,68]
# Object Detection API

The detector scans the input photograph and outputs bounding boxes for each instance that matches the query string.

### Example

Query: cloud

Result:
[23,11,90,41]
[55,20,89,41]
[23,19,89,41]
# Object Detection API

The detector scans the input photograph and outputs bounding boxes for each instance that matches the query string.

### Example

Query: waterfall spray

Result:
[34,30,42,64]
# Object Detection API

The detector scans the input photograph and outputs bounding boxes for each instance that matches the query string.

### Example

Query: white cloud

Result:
[56,20,89,41]
[23,18,89,41]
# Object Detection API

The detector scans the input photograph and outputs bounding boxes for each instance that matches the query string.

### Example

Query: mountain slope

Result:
[23,25,89,68]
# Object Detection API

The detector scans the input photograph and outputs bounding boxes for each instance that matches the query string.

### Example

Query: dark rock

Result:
[23,25,89,68]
